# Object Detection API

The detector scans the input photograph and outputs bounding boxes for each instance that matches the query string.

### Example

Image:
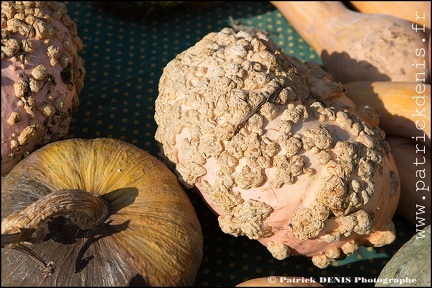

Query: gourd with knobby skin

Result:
[155,27,401,269]
[1,1,86,176]
[343,81,431,147]
[1,138,203,287]
[342,82,431,226]
[270,1,430,84]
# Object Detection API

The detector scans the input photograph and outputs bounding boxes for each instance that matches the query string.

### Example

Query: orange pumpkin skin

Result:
[1,138,203,287]
[386,136,431,226]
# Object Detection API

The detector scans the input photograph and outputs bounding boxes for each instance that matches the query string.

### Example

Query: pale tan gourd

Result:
[350,1,431,30]
[270,1,430,84]
[343,81,431,147]
[429,32,431,75]
[386,136,431,226]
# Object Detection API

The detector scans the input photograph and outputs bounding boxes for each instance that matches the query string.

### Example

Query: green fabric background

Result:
[64,1,418,287]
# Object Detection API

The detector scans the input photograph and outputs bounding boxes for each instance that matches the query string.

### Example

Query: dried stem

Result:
[1,189,109,245]
[1,189,109,277]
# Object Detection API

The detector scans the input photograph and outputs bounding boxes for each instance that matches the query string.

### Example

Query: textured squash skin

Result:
[1,1,86,175]
[154,28,401,269]
[1,138,203,287]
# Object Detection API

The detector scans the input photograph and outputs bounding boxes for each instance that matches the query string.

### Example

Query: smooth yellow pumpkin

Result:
[1,138,203,287]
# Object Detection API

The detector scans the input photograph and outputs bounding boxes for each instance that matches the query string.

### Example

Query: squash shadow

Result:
[102,186,139,214]
[320,50,391,84]
[45,187,138,244]
[128,274,150,287]
[74,187,139,272]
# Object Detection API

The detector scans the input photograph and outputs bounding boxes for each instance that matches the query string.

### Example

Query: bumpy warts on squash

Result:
[1,1,85,175]
[154,28,400,268]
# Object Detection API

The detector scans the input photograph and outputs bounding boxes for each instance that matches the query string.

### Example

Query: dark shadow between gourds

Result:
[320,50,391,83]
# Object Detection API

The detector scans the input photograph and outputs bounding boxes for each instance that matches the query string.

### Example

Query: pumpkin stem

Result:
[1,189,109,245]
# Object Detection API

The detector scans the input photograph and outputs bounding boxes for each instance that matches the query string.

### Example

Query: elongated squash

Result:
[350,1,431,30]
[429,32,431,76]
[270,1,430,84]
[386,136,430,226]
[343,81,431,147]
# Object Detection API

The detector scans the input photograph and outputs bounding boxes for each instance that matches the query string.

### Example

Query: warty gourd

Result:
[1,1,86,175]
[154,27,400,268]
